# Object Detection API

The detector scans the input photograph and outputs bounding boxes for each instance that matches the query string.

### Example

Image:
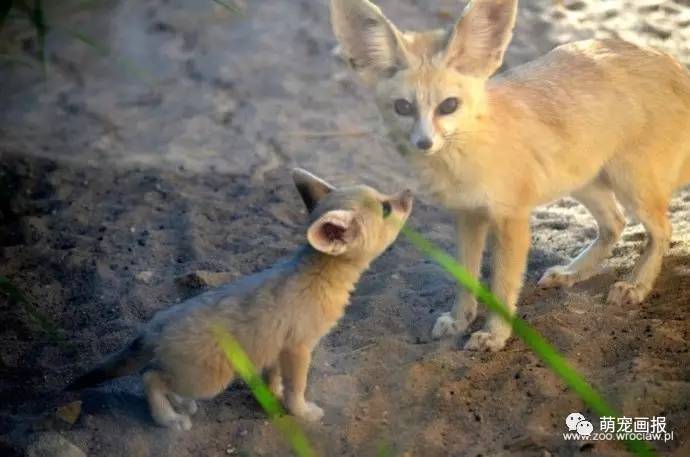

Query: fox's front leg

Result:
[279,344,323,421]
[465,214,530,352]
[266,364,283,400]
[432,210,489,339]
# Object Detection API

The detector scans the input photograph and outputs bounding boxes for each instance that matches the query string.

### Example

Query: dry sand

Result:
[1,0,689,456]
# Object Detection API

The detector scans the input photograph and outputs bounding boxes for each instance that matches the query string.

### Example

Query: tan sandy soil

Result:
[1,1,689,456]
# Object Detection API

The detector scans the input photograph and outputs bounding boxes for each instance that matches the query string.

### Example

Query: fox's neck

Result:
[292,245,368,317]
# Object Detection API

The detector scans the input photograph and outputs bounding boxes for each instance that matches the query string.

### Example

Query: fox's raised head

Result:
[331,0,517,155]
[292,168,413,260]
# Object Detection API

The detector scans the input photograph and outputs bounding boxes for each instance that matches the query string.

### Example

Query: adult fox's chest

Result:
[415,155,490,211]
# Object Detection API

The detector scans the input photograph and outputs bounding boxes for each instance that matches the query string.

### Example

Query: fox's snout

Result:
[414,137,433,151]
[410,117,442,154]
[394,189,414,215]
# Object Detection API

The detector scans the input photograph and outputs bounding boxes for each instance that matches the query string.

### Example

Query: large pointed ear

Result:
[443,0,518,78]
[331,0,410,82]
[293,168,335,213]
[307,210,360,255]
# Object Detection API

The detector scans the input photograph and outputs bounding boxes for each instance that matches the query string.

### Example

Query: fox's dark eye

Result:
[437,97,459,115]
[381,201,392,218]
[394,98,414,116]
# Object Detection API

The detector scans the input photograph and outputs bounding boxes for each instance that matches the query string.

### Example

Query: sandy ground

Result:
[1,0,689,455]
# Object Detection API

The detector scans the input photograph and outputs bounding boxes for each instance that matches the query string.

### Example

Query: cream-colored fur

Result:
[331,0,690,351]
[69,169,413,429]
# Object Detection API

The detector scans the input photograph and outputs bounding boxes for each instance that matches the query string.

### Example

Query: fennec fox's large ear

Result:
[443,0,518,78]
[293,168,335,213]
[330,0,410,82]
[307,210,360,256]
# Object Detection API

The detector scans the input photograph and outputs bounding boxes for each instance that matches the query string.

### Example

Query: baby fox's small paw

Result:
[538,266,579,289]
[170,395,198,416]
[172,415,193,431]
[607,281,647,306]
[293,401,324,422]
[464,331,506,352]
[180,400,198,416]
[431,312,469,339]
[160,413,192,431]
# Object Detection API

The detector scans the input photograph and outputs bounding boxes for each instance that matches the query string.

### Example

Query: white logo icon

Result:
[566,412,593,436]
[576,420,594,436]
[566,412,586,431]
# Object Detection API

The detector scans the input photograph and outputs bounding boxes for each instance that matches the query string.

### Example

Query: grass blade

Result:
[0,276,68,345]
[32,0,47,75]
[0,0,13,30]
[52,25,153,83]
[212,0,242,14]
[212,325,317,457]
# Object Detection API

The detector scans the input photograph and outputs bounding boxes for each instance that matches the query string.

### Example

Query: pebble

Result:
[135,270,154,284]
[55,401,82,425]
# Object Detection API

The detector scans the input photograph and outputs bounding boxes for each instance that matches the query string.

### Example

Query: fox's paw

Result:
[607,281,647,306]
[538,265,579,289]
[160,413,192,431]
[179,400,198,416]
[270,381,284,401]
[267,373,284,400]
[431,312,470,339]
[463,331,507,352]
[293,401,324,422]
[170,395,198,416]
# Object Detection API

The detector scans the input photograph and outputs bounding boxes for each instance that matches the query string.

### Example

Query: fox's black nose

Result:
[416,138,433,150]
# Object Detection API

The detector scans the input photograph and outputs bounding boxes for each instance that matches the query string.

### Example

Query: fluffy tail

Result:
[65,336,154,391]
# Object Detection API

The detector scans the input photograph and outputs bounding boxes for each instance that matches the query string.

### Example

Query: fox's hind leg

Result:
[280,345,323,421]
[607,193,671,306]
[143,370,192,430]
[539,177,625,288]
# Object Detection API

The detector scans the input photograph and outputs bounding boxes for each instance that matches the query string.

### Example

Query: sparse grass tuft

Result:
[0,275,70,346]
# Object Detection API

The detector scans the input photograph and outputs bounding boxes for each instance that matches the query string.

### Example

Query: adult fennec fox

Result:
[330,0,690,351]
[68,169,413,429]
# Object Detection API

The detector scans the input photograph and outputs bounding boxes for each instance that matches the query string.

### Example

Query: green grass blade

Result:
[0,0,13,30]
[212,325,317,457]
[52,25,153,83]
[377,442,393,457]
[32,0,47,75]
[6,6,152,83]
[401,226,656,457]
[62,28,110,56]
[212,0,242,14]
[0,275,68,345]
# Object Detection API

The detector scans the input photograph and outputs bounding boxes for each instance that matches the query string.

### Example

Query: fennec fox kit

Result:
[331,0,690,351]
[68,169,413,429]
